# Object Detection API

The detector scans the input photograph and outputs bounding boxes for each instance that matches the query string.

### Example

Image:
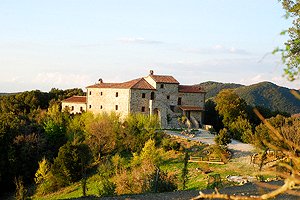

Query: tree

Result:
[275,1,300,81]
[85,112,121,159]
[51,142,92,187]
[215,89,247,127]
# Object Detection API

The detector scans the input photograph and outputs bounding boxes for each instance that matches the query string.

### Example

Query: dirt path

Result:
[165,130,255,158]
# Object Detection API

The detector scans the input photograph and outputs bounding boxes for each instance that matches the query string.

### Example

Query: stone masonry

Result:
[62,70,206,129]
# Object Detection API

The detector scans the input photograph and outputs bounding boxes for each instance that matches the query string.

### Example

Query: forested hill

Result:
[197,81,243,99]
[198,81,300,114]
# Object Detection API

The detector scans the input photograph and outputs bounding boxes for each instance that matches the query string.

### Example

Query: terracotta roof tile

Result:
[178,85,205,93]
[149,75,179,84]
[62,96,86,103]
[179,106,204,111]
[86,78,155,90]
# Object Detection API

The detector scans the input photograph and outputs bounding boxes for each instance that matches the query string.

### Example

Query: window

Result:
[100,105,103,109]
[100,92,103,96]
[80,107,83,112]
[141,106,145,112]
[116,92,118,97]
[167,95,170,99]
[177,97,182,105]
[160,84,164,88]
[170,105,175,112]
[142,93,146,98]
[89,91,92,95]
[71,106,74,111]
[115,105,118,110]
[89,105,92,109]
[150,92,155,100]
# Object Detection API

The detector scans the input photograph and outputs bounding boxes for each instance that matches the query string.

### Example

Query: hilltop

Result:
[197,81,300,114]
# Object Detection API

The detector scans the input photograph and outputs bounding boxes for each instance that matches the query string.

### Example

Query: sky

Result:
[0,0,297,92]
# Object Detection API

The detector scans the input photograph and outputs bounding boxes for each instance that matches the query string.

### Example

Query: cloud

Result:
[32,72,92,88]
[182,44,250,55]
[117,37,163,44]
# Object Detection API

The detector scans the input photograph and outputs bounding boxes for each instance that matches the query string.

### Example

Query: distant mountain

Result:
[197,81,243,99]
[197,81,300,114]
[0,93,16,96]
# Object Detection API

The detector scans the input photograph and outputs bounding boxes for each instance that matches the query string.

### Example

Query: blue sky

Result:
[0,0,296,92]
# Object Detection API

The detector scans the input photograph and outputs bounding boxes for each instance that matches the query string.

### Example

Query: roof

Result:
[179,106,204,111]
[86,78,155,90]
[62,96,86,103]
[149,75,179,84]
[179,85,205,93]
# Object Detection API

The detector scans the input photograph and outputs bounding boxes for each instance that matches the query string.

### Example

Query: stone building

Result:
[62,96,87,114]
[62,71,205,129]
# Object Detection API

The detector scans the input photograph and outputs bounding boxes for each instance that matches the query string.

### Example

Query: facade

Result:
[61,96,87,114]
[62,71,206,129]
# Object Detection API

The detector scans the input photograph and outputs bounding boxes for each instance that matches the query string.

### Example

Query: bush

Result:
[98,178,116,197]
[161,138,181,151]
[51,142,92,187]
[214,128,231,146]
[150,169,177,193]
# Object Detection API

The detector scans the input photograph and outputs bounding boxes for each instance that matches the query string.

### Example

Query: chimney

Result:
[98,78,103,84]
[149,70,154,75]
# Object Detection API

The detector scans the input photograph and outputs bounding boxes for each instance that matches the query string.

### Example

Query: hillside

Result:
[197,81,243,99]
[198,81,300,114]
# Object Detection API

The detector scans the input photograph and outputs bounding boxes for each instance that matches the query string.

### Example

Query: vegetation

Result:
[200,81,299,114]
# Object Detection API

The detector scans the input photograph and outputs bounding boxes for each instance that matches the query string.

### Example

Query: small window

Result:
[116,92,118,97]
[178,97,182,105]
[150,92,155,100]
[167,95,170,99]
[89,105,92,109]
[71,106,74,111]
[160,84,164,88]
[100,105,103,109]
[80,107,83,112]
[89,91,92,95]
[142,106,145,112]
[115,105,118,110]
[170,105,175,112]
[142,93,146,98]
[100,92,103,96]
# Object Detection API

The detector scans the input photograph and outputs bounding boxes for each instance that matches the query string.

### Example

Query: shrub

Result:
[98,178,116,197]
[51,142,92,187]
[161,138,181,151]
[214,128,231,146]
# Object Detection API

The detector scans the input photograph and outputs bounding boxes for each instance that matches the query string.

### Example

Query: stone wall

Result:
[62,102,86,114]
[130,89,153,114]
[86,87,130,119]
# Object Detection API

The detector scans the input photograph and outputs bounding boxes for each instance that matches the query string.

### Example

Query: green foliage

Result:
[215,128,231,146]
[199,81,298,115]
[97,178,116,197]
[235,82,297,115]
[51,142,92,187]
[276,1,300,81]
[197,81,243,99]
[215,89,248,127]
[228,116,253,142]
[122,114,161,153]
[161,138,181,151]
[254,114,300,152]
[85,112,121,159]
